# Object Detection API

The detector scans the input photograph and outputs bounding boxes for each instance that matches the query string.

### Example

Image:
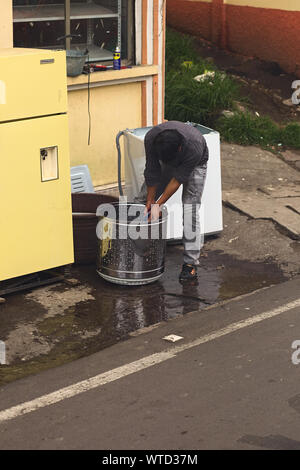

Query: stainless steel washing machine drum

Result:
[97,203,168,285]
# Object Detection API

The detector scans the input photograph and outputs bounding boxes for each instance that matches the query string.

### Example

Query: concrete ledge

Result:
[67,64,159,90]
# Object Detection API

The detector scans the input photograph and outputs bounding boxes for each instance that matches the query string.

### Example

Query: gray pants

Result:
[135,163,207,266]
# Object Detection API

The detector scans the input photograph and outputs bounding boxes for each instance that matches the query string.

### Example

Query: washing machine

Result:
[121,123,223,240]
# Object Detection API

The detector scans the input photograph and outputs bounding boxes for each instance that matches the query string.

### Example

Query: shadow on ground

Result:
[0,243,285,385]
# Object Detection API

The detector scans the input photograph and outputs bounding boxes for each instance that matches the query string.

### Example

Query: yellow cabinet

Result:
[0,49,73,282]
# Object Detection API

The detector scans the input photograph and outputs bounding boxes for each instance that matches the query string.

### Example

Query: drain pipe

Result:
[116,131,124,197]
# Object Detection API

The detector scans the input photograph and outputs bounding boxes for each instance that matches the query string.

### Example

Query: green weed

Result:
[217,112,300,150]
[165,29,300,150]
[165,30,240,126]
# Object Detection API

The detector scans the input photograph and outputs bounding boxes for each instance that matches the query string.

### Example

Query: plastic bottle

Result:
[113,46,121,70]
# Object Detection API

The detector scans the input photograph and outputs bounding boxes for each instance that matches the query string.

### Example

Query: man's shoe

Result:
[179,263,198,281]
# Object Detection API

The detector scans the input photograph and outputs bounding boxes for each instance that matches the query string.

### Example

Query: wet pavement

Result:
[0,244,286,386]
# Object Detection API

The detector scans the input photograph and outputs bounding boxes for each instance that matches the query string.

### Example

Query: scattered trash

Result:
[282,98,294,107]
[229,236,239,243]
[193,71,225,83]
[194,71,216,82]
[0,297,6,304]
[222,110,235,118]
[163,334,183,343]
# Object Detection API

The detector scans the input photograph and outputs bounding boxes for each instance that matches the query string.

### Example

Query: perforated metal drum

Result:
[97,203,167,285]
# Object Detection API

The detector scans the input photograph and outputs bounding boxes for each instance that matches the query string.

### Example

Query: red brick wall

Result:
[167,0,212,41]
[167,0,300,77]
[226,5,300,76]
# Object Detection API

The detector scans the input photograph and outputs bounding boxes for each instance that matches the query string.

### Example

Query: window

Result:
[13,1,134,64]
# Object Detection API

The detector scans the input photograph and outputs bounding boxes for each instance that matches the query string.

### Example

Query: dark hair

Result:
[154,130,183,163]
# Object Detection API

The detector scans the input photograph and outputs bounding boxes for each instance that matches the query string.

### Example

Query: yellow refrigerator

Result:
[0,48,74,282]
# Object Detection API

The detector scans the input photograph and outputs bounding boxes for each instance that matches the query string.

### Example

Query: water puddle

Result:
[0,246,286,385]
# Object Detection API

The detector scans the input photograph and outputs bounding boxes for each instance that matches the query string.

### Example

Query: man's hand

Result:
[144,202,161,221]
[149,203,161,221]
[145,185,157,216]
[144,178,181,221]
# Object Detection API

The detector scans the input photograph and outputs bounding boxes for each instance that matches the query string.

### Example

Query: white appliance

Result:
[122,123,223,240]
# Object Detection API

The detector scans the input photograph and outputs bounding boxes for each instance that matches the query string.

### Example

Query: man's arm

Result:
[156,178,181,206]
[145,185,157,212]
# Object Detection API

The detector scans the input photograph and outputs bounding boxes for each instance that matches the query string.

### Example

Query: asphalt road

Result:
[0,277,300,451]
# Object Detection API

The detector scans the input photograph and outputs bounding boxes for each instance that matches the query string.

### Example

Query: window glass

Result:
[13,0,65,49]
[69,0,120,61]
[13,1,134,64]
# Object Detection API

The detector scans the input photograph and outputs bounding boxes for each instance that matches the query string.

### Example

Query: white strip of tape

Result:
[0,81,6,104]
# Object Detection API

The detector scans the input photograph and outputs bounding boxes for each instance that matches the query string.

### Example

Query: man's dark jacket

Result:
[144,121,209,186]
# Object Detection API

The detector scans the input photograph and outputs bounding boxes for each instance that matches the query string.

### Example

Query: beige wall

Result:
[0,1,13,48]
[68,81,142,187]
[225,0,300,10]
[183,0,300,11]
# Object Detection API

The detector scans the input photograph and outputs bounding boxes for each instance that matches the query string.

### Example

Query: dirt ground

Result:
[191,37,300,133]
[193,35,300,127]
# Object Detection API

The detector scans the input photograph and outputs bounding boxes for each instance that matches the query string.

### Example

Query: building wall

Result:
[68,82,141,186]
[0,0,166,187]
[167,0,212,41]
[0,1,13,48]
[167,0,300,77]
[67,72,147,187]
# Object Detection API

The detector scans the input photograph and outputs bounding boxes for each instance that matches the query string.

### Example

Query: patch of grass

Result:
[165,30,240,126]
[166,29,300,150]
[217,112,300,150]
[280,122,300,149]
[216,112,300,149]
[165,29,201,70]
[216,112,280,146]
[166,65,240,126]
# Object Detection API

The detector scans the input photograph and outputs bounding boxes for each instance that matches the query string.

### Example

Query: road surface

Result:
[0,277,300,450]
